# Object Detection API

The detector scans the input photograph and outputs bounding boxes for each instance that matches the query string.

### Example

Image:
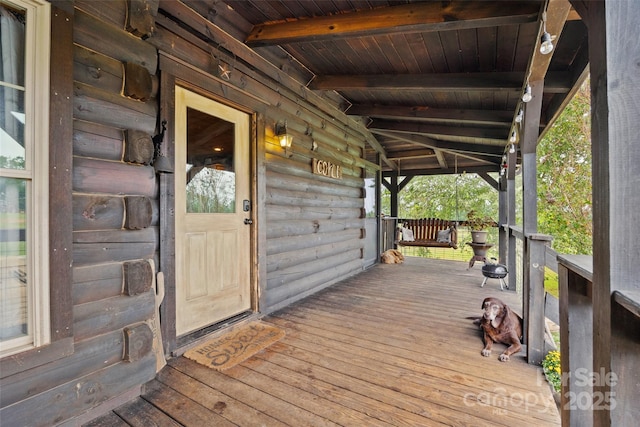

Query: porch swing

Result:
[396,157,460,250]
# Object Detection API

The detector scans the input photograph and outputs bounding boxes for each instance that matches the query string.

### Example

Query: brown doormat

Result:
[183,321,285,371]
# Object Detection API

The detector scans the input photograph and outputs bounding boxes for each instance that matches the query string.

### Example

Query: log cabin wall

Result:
[1,1,373,425]
[0,1,160,425]
[147,0,374,315]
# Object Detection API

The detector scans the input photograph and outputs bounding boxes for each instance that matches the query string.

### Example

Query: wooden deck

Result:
[87,257,560,426]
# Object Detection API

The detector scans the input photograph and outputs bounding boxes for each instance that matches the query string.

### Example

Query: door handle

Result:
[244,218,253,225]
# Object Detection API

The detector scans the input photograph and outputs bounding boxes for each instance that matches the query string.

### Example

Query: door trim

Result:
[158,65,259,355]
[174,86,252,336]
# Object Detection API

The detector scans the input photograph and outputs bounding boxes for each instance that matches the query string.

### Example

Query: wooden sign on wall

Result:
[312,158,343,180]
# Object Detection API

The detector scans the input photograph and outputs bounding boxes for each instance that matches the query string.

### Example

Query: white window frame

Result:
[0,0,50,357]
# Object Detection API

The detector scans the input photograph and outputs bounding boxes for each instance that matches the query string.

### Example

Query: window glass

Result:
[185,107,236,213]
[0,5,26,170]
[0,177,28,342]
[0,2,29,352]
[364,170,376,218]
[1,0,50,357]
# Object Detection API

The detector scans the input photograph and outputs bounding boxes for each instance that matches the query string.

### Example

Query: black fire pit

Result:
[481,259,508,290]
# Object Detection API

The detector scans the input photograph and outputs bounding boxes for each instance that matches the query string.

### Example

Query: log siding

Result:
[1,2,160,424]
[149,1,373,316]
[1,0,373,424]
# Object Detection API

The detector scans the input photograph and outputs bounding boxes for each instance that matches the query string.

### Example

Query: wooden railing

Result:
[505,223,640,424]
[503,224,562,328]
[556,255,640,426]
[556,255,593,426]
[503,225,556,365]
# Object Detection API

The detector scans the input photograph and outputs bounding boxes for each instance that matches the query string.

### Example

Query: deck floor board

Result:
[87,258,560,426]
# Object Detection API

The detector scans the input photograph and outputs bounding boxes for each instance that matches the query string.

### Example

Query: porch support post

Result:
[386,173,399,218]
[580,1,640,425]
[520,80,544,360]
[498,174,507,265]
[506,150,517,291]
[392,174,398,219]
[524,233,552,365]
[521,80,543,235]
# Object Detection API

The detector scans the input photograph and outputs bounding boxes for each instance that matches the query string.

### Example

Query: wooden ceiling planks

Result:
[208,0,587,174]
[403,32,434,74]
[243,2,540,46]
[477,25,498,72]
[458,27,480,72]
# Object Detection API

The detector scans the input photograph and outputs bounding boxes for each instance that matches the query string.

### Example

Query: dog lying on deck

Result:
[471,297,523,362]
[380,249,404,264]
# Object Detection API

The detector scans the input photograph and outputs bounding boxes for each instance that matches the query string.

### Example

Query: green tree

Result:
[380,79,592,256]
[382,172,498,222]
[537,80,592,255]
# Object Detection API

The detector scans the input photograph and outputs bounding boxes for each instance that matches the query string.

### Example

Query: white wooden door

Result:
[174,87,252,337]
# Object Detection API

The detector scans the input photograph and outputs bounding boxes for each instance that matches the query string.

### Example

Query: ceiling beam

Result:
[371,129,502,163]
[387,148,435,160]
[529,0,572,82]
[509,0,572,142]
[479,172,500,191]
[369,119,508,143]
[309,71,572,93]
[382,165,499,177]
[347,104,515,127]
[435,150,448,169]
[566,7,582,21]
[362,134,397,171]
[245,1,540,46]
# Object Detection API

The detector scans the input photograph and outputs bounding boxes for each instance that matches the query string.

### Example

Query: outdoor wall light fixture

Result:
[275,121,293,157]
[522,85,533,103]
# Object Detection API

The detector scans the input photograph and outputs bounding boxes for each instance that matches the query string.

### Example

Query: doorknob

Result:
[244,218,253,225]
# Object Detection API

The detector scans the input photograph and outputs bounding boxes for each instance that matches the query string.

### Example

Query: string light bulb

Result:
[515,108,524,123]
[509,143,516,153]
[500,155,508,176]
[540,32,554,54]
[522,85,532,103]
[539,12,554,55]
[510,130,517,143]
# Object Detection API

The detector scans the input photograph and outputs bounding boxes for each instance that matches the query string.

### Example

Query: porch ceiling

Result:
[212,0,589,175]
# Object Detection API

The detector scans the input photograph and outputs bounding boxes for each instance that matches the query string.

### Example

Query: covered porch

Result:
[88,257,559,426]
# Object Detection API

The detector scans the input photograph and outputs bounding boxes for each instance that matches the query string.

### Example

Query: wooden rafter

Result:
[370,129,502,164]
[245,1,540,46]
[479,172,500,191]
[382,165,499,177]
[347,105,515,127]
[310,71,572,93]
[369,119,508,144]
[435,150,448,169]
[529,0,572,82]
[386,148,435,160]
[510,0,572,141]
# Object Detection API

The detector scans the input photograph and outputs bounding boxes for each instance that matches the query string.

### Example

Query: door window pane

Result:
[186,108,236,213]
[364,175,376,218]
